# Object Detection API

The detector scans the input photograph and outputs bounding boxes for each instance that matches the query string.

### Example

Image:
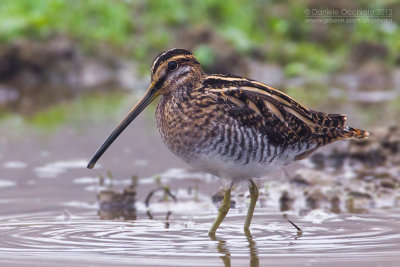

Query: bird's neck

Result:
[168,74,204,100]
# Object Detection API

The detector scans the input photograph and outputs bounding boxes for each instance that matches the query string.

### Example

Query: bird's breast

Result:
[156,93,215,161]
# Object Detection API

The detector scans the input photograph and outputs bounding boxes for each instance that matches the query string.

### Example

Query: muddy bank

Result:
[279,126,400,214]
[0,36,146,114]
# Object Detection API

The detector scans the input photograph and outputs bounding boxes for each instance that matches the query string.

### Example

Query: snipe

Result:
[88,48,368,235]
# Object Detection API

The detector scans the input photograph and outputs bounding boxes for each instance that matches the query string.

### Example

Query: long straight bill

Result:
[87,85,157,169]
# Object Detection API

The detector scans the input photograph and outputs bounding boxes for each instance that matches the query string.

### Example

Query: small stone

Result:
[290,168,333,187]
[211,190,235,209]
[98,190,115,202]
[290,174,310,187]
[330,195,341,214]
[346,191,375,213]
[348,191,372,199]
[306,189,327,210]
[380,178,396,189]
[310,153,325,169]
[279,191,293,211]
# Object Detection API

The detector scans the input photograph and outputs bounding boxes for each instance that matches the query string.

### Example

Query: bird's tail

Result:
[322,112,369,140]
[313,113,369,145]
[340,126,369,139]
[294,113,369,161]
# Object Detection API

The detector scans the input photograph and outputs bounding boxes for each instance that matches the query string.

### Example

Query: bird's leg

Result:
[208,186,232,236]
[244,179,259,232]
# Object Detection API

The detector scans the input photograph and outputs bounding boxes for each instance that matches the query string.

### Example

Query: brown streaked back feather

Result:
[204,74,368,148]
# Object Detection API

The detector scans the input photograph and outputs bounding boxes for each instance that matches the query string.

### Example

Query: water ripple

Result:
[0,211,400,265]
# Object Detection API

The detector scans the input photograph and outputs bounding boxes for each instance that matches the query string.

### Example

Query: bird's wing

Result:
[204,74,346,146]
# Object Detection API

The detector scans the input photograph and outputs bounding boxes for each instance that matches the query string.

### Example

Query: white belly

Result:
[187,145,297,181]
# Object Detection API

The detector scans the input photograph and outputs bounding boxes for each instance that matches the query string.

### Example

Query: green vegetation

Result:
[13,92,129,131]
[285,84,332,108]
[1,0,399,75]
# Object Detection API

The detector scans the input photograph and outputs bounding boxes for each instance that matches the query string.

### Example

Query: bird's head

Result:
[87,48,204,169]
[150,48,205,95]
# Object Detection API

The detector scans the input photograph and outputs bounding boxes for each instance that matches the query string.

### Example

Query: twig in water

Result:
[288,219,303,239]
[145,186,177,207]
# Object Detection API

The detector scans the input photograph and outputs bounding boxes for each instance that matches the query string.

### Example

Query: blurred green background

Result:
[0,0,399,128]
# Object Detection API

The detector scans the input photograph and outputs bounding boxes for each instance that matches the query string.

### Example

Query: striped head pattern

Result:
[150,48,205,95]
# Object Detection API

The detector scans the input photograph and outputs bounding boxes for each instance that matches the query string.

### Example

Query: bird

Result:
[87,48,369,235]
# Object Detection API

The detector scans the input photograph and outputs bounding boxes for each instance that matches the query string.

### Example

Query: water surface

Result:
[1,94,400,266]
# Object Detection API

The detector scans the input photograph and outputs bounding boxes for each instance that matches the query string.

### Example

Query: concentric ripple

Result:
[1,210,400,265]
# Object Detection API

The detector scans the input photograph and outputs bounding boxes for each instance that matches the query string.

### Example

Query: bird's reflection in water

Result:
[209,229,260,267]
[209,233,232,267]
[244,229,259,267]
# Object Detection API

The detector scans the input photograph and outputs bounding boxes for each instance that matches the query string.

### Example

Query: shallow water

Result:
[1,96,400,266]
[1,210,400,266]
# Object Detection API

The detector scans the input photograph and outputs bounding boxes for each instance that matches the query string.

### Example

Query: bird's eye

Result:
[167,61,178,71]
